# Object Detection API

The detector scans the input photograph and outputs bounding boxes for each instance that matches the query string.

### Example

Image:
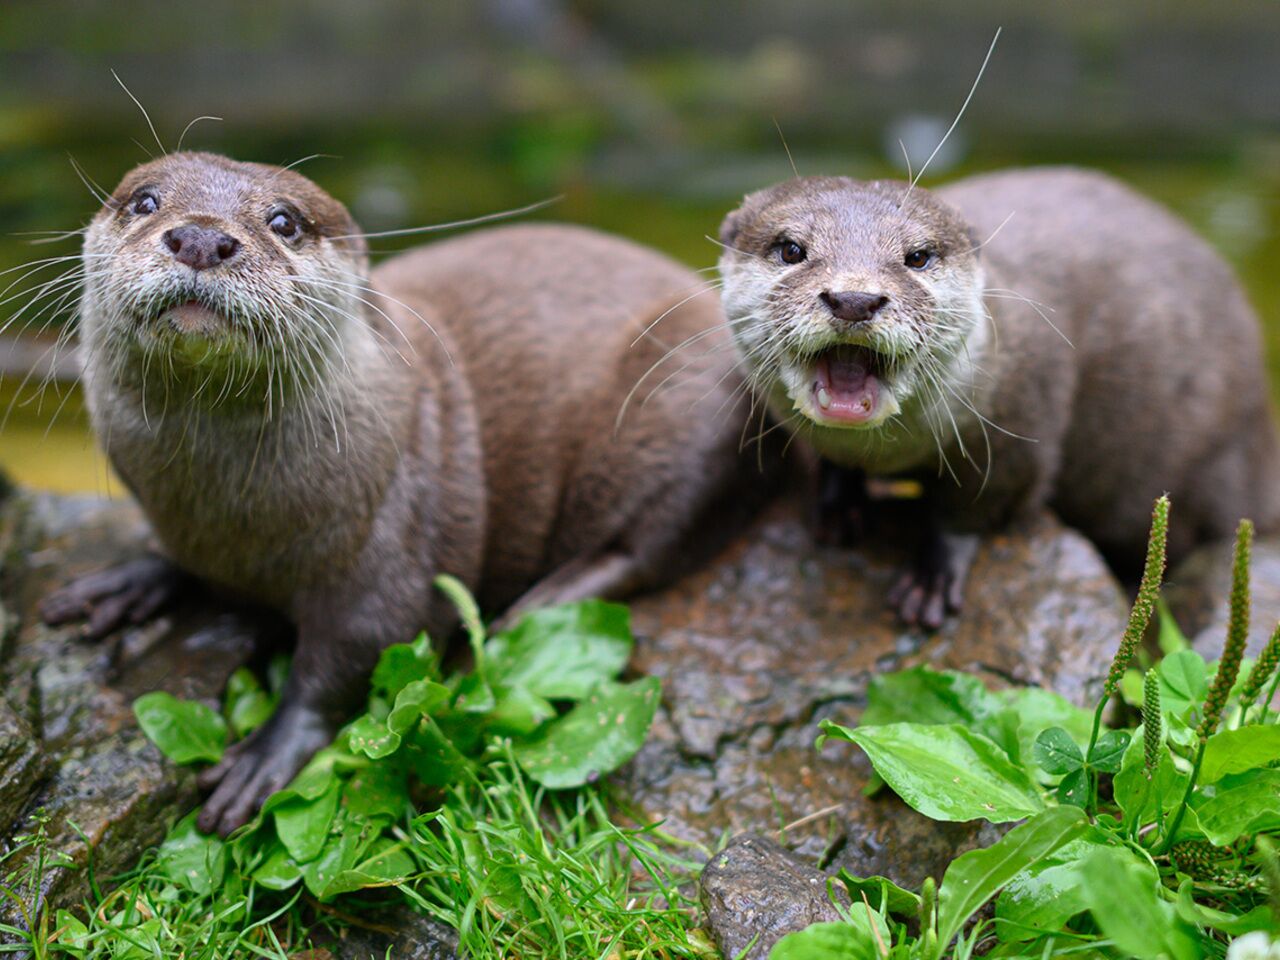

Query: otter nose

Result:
[820,290,888,327]
[162,224,241,271]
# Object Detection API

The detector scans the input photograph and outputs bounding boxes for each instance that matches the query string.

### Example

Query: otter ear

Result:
[719,205,747,249]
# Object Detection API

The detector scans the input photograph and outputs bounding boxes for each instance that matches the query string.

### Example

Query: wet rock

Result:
[328,908,458,960]
[624,499,1126,888]
[700,833,848,960]
[1166,535,1280,661]
[0,490,260,929]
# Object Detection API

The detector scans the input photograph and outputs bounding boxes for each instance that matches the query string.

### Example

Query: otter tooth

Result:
[817,387,832,409]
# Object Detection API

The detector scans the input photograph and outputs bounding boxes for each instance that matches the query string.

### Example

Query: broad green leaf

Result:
[997,687,1093,767]
[994,832,1109,943]
[1114,723,1187,831]
[1032,727,1083,775]
[1077,847,1199,960]
[1158,650,1208,721]
[819,722,1045,822]
[274,778,341,863]
[370,634,438,699]
[1157,600,1189,655]
[1193,769,1280,845]
[53,910,89,954]
[1055,768,1088,808]
[223,667,275,740]
[300,812,381,900]
[1199,726,1280,783]
[341,759,410,821]
[346,713,400,759]
[1174,880,1274,936]
[404,717,471,787]
[348,680,449,759]
[251,843,302,891]
[157,812,226,895]
[487,600,632,700]
[768,917,888,960]
[837,870,920,917]
[318,838,416,898]
[936,806,1088,955]
[512,678,660,789]
[1088,729,1131,773]
[485,684,556,737]
[134,691,227,764]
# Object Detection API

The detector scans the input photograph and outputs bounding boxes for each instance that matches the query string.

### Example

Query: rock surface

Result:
[328,909,458,960]
[624,500,1126,887]
[0,489,261,930]
[1167,535,1280,662]
[699,833,848,960]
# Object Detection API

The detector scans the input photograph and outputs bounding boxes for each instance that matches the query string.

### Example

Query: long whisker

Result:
[329,196,563,242]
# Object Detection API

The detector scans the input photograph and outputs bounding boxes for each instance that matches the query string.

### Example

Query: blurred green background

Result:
[3,0,1280,493]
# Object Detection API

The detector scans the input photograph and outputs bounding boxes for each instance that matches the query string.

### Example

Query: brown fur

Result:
[56,152,765,832]
[719,167,1280,580]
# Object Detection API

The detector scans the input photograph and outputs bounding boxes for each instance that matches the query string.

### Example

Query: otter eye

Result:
[775,240,807,265]
[130,191,159,216]
[904,249,934,270]
[268,210,300,239]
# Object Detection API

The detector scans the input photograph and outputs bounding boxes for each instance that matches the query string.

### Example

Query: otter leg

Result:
[39,554,191,639]
[493,551,641,632]
[886,519,979,631]
[813,462,868,547]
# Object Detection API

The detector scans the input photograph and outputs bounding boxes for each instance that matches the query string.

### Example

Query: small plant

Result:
[6,578,712,959]
[791,497,1280,959]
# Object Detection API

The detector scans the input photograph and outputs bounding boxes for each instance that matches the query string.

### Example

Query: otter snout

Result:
[163,224,242,271]
[820,290,888,330]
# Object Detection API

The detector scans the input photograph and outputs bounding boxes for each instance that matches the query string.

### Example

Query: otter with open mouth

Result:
[718,168,1280,626]
[39,151,768,834]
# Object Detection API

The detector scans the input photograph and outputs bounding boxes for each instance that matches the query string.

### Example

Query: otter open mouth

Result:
[809,344,890,425]
[155,298,230,338]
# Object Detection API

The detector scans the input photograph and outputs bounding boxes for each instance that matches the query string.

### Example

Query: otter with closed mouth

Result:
[39,151,766,834]
[718,167,1280,626]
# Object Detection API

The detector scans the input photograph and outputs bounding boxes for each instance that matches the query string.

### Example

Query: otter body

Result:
[719,167,1280,622]
[45,152,760,832]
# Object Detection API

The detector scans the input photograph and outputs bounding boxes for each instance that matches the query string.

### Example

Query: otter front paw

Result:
[886,531,978,630]
[40,555,190,639]
[196,702,334,836]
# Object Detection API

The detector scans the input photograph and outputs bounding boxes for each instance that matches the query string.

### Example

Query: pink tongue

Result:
[814,352,880,423]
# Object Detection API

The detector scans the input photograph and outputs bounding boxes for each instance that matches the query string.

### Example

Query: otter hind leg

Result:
[39,554,191,639]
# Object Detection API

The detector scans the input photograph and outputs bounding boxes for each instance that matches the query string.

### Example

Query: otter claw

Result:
[40,555,188,639]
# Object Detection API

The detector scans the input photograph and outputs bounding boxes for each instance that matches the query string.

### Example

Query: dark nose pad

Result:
[162,224,242,271]
[820,290,889,328]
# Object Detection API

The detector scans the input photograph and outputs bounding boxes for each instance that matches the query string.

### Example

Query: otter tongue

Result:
[813,349,880,424]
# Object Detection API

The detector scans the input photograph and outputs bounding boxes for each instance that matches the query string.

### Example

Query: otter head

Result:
[81,152,369,400]
[718,176,985,431]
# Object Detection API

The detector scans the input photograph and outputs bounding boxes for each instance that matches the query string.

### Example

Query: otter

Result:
[718,167,1280,627]
[39,151,764,834]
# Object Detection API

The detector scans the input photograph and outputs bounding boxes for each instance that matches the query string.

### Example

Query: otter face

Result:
[81,152,368,391]
[718,176,985,431]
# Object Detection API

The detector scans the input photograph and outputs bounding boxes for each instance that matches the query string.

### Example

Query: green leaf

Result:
[512,678,660,789]
[156,811,226,895]
[486,684,556,737]
[370,634,438,700]
[348,680,449,759]
[1113,723,1187,832]
[318,837,416,898]
[1174,880,1275,936]
[837,870,920,917]
[1088,729,1131,773]
[300,812,381,900]
[768,917,888,960]
[819,721,1045,822]
[996,687,1093,768]
[1200,726,1280,783]
[1077,847,1200,960]
[341,760,410,821]
[223,667,275,740]
[1055,768,1088,808]
[993,832,1109,943]
[53,910,89,955]
[1158,650,1208,721]
[935,806,1088,954]
[404,717,471,787]
[251,844,302,891]
[274,778,341,863]
[134,691,227,764]
[1157,599,1189,655]
[1032,727,1083,775]
[487,600,632,700]
[1193,769,1280,845]
[346,713,400,759]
